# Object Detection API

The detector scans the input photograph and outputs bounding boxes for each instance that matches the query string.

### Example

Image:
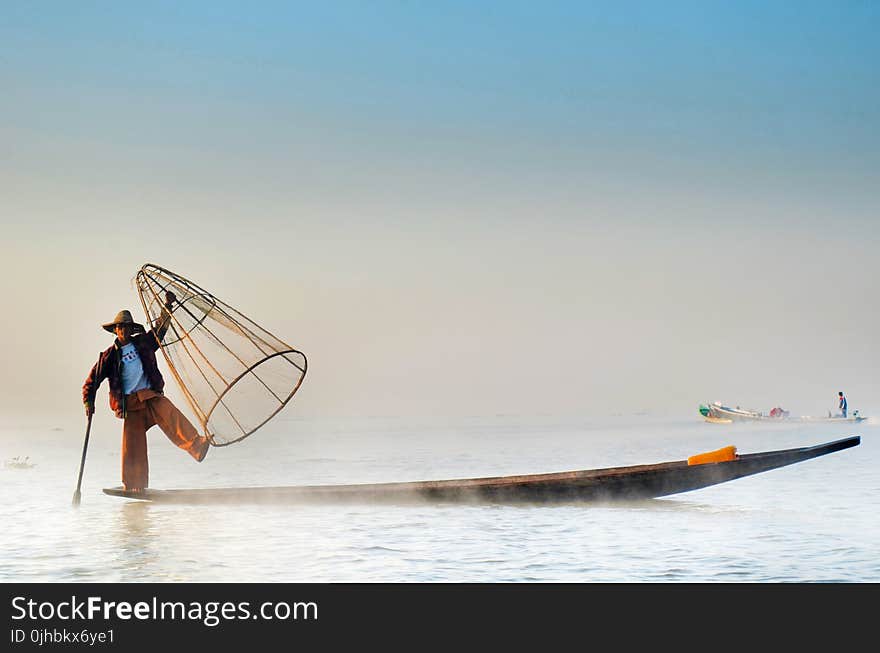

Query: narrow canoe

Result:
[103,436,860,505]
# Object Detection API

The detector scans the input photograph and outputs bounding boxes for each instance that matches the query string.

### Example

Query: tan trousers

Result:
[121,388,205,490]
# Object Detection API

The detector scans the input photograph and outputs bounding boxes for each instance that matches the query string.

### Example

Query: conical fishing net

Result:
[135,263,307,446]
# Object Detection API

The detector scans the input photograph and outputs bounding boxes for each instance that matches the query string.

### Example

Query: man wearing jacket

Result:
[82,290,209,492]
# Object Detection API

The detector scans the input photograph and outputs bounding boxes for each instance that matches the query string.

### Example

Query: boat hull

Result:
[103,436,860,505]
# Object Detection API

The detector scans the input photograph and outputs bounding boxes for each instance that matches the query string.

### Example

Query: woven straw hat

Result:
[102,310,145,334]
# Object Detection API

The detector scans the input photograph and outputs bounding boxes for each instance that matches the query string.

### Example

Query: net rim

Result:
[203,348,308,447]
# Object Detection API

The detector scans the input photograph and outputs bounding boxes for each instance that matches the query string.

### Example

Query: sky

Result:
[1,1,878,427]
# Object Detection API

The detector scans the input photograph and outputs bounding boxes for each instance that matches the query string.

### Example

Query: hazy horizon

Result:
[2,2,878,429]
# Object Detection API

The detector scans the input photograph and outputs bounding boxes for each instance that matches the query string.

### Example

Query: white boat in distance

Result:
[699,401,866,424]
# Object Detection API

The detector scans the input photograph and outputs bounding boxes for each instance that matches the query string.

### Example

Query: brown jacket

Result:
[82,319,171,419]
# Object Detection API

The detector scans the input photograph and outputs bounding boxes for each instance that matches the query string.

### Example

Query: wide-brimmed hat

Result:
[102,310,145,334]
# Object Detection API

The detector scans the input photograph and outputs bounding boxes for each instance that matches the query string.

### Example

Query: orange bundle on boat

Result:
[687,445,737,466]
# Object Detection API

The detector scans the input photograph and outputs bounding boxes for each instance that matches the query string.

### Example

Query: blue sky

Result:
[2,2,878,423]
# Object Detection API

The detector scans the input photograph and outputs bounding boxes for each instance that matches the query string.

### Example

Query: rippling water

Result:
[1,414,877,582]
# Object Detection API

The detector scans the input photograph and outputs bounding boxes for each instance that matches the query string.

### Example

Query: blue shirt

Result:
[120,343,150,395]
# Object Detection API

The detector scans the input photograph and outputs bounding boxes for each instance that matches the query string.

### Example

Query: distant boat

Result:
[103,437,860,505]
[699,401,866,424]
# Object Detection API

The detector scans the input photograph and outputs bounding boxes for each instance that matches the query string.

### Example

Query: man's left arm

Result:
[150,291,177,348]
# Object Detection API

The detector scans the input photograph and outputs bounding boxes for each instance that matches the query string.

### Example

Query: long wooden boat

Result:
[103,436,860,505]
[699,402,866,424]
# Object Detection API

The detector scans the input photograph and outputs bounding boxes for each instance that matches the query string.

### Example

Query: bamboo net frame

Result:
[135,263,307,446]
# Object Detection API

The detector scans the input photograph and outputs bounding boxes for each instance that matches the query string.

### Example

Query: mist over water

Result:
[2,413,876,582]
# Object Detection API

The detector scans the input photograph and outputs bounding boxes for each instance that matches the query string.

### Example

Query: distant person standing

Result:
[838,391,847,418]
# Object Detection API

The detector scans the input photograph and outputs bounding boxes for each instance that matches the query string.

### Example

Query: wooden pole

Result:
[72,413,93,506]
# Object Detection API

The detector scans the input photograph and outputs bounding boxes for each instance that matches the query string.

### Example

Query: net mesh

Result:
[135,263,307,446]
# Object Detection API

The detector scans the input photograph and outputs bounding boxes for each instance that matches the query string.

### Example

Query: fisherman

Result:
[82,291,209,493]
[838,391,847,418]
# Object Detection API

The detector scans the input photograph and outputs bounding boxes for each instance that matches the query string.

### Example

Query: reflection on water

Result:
[115,502,160,575]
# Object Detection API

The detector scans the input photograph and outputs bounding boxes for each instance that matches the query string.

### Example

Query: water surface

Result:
[1,414,876,582]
